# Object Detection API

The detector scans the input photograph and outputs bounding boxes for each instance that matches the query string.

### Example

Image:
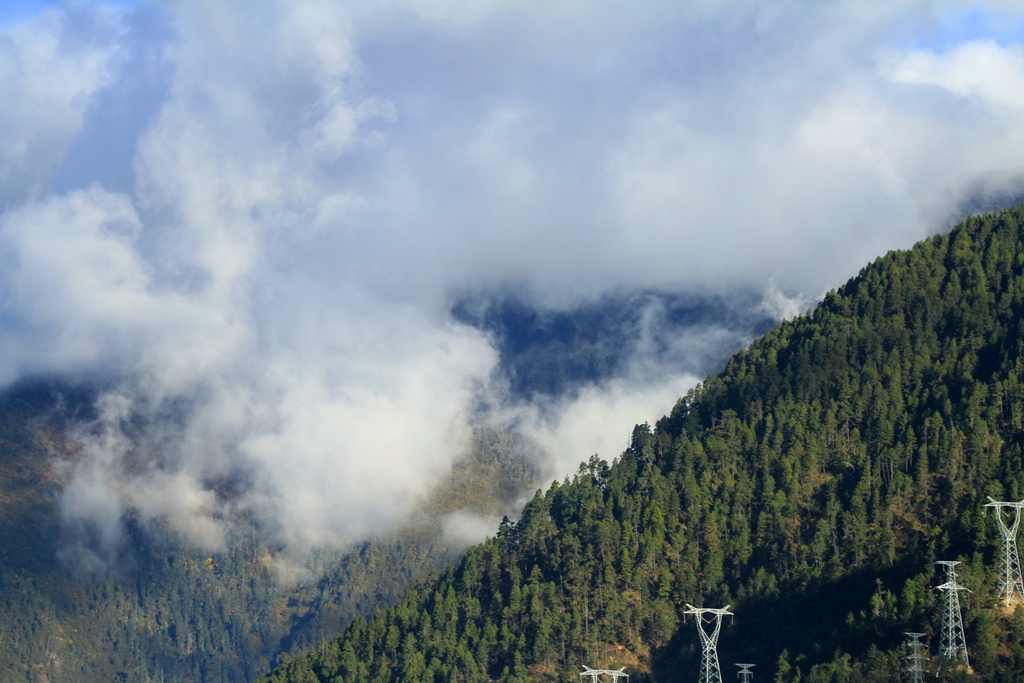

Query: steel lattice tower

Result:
[935,561,970,669]
[684,604,733,683]
[904,632,927,683]
[579,666,628,682]
[735,663,754,683]
[985,497,1024,606]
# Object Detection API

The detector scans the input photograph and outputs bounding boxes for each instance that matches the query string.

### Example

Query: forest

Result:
[0,389,536,683]
[259,205,1024,682]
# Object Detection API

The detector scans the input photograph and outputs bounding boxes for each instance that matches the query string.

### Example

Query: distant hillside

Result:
[259,205,1024,683]
[0,253,776,683]
[451,289,774,401]
[0,383,537,683]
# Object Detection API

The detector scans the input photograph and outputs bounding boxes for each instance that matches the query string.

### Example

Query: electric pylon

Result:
[735,663,754,683]
[984,497,1024,606]
[579,666,628,682]
[684,604,733,683]
[935,561,970,669]
[904,632,927,683]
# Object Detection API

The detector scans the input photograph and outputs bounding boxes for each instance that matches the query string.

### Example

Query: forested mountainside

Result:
[259,205,1024,683]
[0,387,536,683]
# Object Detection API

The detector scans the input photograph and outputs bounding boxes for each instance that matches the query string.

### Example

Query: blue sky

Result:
[0,0,133,25]
[916,6,1024,50]
[2,0,1024,553]
[0,0,51,25]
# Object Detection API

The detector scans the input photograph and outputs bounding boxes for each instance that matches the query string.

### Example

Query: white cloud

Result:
[441,510,505,546]
[2,0,1024,558]
[889,40,1024,111]
[0,0,498,559]
[515,373,701,481]
[758,280,812,322]
[0,7,122,203]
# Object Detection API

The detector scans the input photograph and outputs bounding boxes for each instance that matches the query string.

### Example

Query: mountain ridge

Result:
[258,205,1024,682]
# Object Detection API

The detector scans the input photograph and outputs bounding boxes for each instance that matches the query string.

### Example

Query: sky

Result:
[2,0,1024,564]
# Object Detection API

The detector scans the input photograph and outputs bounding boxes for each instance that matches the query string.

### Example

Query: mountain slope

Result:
[258,205,1024,683]
[0,384,536,683]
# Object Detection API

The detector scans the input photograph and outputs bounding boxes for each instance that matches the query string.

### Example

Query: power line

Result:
[685,604,733,683]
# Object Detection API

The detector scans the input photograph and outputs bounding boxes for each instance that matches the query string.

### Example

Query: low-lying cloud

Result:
[515,373,703,484]
[1,0,1024,559]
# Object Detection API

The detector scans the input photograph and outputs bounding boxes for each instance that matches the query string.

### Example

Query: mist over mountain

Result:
[453,289,776,403]
[260,204,1024,683]
[2,2,1024,680]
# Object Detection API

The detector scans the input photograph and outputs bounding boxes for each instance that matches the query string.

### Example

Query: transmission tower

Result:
[735,663,755,683]
[985,497,1024,606]
[580,666,628,682]
[935,561,970,669]
[684,604,733,683]
[904,632,927,683]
